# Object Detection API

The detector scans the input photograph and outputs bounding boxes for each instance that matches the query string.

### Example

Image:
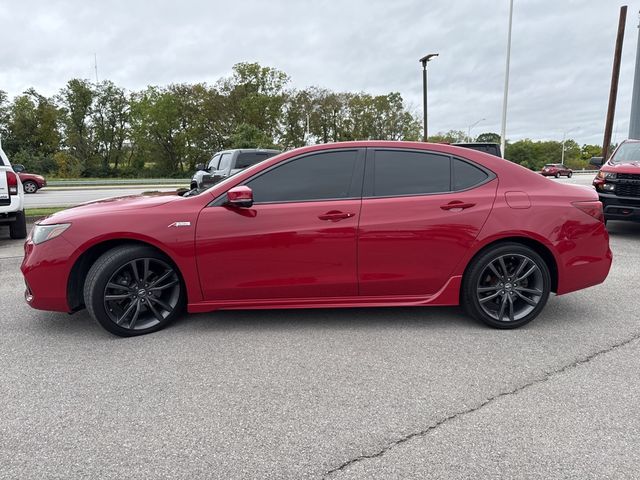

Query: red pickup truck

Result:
[591,139,640,223]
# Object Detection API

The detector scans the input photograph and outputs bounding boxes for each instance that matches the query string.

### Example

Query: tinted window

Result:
[218,153,232,171]
[247,150,359,203]
[208,154,221,171]
[373,150,450,196]
[453,158,488,190]
[236,152,272,169]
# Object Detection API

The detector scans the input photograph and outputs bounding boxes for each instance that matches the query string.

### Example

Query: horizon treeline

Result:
[0,62,602,177]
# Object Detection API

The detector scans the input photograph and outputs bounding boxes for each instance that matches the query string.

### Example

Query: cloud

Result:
[0,0,636,145]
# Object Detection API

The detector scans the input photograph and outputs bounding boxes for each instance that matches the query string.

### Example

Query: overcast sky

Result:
[1,0,638,145]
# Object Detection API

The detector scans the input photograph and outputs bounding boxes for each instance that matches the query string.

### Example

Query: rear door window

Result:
[371,150,450,197]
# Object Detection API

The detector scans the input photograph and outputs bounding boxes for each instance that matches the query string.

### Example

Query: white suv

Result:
[0,145,27,239]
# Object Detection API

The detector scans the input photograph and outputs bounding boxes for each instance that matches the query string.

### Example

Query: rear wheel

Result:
[462,243,551,329]
[84,245,185,337]
[9,210,27,239]
[23,181,38,194]
[554,172,559,178]
[567,171,573,178]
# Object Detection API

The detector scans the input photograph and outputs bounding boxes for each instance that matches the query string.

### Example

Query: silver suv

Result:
[0,145,27,239]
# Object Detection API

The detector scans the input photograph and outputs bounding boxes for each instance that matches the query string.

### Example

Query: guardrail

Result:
[47,178,190,187]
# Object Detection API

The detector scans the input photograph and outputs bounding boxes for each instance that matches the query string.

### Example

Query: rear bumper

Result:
[0,210,21,225]
[598,192,640,222]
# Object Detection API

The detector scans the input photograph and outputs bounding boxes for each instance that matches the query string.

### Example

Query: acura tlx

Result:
[21,141,612,336]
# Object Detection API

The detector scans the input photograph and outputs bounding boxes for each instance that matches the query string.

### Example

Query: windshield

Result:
[610,142,640,164]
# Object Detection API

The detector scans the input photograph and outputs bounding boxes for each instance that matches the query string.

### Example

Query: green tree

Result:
[92,81,130,173]
[475,132,501,143]
[428,130,466,143]
[58,79,96,176]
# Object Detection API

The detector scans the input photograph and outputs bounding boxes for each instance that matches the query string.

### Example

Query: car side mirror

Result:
[589,156,604,167]
[195,163,205,172]
[226,186,253,208]
[197,173,217,190]
[13,164,25,173]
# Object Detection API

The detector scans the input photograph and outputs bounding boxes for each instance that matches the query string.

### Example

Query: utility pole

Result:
[419,53,438,141]
[500,0,514,158]
[603,5,627,161]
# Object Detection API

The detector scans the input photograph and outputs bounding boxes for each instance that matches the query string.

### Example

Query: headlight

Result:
[31,223,71,245]
[596,171,616,180]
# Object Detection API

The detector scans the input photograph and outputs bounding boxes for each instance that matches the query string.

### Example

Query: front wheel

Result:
[554,173,559,178]
[84,245,185,336]
[462,243,551,329]
[23,181,38,194]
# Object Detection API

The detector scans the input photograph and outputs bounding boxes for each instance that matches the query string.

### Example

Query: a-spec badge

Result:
[168,221,191,228]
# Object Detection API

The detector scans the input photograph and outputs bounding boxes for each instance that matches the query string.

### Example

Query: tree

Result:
[475,132,501,143]
[428,130,466,143]
[58,79,96,175]
[92,81,130,173]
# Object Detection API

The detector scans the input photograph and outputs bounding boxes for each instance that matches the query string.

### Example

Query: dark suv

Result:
[591,139,640,222]
[191,149,280,190]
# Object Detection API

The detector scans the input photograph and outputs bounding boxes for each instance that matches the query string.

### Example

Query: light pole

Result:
[500,0,514,158]
[467,118,486,142]
[420,53,439,141]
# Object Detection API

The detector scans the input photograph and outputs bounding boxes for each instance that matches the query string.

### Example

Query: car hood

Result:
[40,192,183,224]
[602,162,640,174]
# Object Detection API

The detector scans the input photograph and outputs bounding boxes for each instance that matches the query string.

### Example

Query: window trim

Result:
[210,148,366,207]
[362,147,495,199]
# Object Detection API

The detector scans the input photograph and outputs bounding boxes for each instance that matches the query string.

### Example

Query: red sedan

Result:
[12,164,47,193]
[541,163,573,178]
[21,142,612,336]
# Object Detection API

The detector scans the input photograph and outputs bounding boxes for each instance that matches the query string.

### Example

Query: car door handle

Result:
[440,201,476,211]
[318,211,356,221]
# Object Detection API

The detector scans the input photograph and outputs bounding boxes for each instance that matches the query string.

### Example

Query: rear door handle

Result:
[318,210,356,221]
[440,201,476,211]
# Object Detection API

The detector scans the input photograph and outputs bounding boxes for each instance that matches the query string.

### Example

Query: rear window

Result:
[236,152,273,169]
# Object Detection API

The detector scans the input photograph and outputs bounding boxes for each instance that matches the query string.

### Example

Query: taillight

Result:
[572,200,604,222]
[6,171,18,196]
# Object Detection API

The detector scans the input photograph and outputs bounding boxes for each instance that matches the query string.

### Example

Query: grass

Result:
[25,207,69,218]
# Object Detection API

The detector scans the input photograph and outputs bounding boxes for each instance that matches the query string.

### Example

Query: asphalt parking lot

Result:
[2,176,640,479]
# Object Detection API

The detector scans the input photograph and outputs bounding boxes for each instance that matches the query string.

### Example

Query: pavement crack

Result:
[322,331,640,478]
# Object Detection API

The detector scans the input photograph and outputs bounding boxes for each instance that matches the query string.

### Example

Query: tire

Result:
[462,243,551,329]
[554,173,559,178]
[567,171,572,178]
[9,210,27,239]
[23,181,38,194]
[84,245,185,337]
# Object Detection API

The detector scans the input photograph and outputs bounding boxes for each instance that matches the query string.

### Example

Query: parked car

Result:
[190,149,280,190]
[453,142,502,158]
[0,147,27,239]
[541,163,573,178]
[591,139,640,223]
[12,164,46,193]
[22,141,612,337]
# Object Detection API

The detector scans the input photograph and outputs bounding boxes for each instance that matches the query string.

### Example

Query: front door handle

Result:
[440,201,476,211]
[318,210,356,222]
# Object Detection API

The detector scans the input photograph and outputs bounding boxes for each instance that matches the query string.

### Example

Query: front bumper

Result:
[21,236,75,312]
[598,192,640,222]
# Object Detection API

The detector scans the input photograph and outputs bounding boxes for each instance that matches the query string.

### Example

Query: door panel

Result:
[358,180,498,296]
[196,200,361,300]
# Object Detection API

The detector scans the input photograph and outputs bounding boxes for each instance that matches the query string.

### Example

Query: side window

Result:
[372,150,450,197]
[208,154,221,171]
[236,153,270,169]
[452,158,489,191]
[247,150,359,203]
[218,153,232,171]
